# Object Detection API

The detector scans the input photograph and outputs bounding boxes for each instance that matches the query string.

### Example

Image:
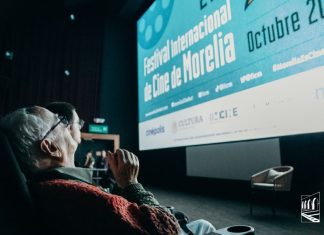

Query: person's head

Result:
[101,150,106,158]
[0,106,78,176]
[84,150,94,168]
[46,102,84,144]
[86,150,93,158]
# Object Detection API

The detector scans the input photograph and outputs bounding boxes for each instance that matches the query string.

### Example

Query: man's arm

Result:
[122,183,160,206]
[107,149,176,213]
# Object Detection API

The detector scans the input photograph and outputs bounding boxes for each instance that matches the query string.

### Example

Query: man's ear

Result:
[40,139,62,159]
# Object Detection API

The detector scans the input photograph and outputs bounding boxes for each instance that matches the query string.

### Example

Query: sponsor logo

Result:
[178,115,204,128]
[173,115,204,132]
[145,125,165,136]
[171,121,178,133]
[301,192,320,223]
[198,90,210,98]
[240,71,263,84]
[171,96,194,108]
[209,107,239,122]
[215,82,233,93]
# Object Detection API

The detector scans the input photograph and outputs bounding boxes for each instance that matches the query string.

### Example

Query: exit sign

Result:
[88,124,108,134]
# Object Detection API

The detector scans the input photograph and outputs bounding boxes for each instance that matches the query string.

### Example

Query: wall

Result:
[281,133,324,194]
[0,3,103,125]
[99,16,138,152]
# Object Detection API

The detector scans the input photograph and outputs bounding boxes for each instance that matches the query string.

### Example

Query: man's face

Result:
[40,107,78,167]
[70,110,82,144]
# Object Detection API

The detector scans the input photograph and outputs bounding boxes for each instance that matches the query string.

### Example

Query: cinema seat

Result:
[0,129,39,235]
[250,166,294,216]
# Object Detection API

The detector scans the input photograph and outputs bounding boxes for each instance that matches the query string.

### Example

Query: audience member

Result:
[0,106,180,234]
[46,101,84,144]
[97,150,117,190]
[84,149,95,168]
[95,150,107,169]
[46,101,84,166]
[0,106,216,235]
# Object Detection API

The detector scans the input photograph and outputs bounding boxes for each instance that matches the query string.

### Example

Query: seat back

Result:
[0,129,34,235]
[272,165,294,191]
[272,166,293,173]
[251,165,294,191]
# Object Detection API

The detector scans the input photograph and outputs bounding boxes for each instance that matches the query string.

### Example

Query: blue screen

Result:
[137,0,324,150]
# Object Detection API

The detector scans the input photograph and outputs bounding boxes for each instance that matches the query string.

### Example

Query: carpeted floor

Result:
[148,186,323,235]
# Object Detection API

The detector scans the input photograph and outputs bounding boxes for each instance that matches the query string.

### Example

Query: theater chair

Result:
[250,166,294,216]
[0,129,39,235]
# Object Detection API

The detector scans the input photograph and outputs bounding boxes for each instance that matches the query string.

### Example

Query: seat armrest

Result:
[209,225,255,234]
[251,169,269,184]
[273,171,293,191]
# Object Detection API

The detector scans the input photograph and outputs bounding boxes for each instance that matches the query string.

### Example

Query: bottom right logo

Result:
[301,192,320,223]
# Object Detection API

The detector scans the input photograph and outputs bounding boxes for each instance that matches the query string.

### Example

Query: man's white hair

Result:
[0,106,55,174]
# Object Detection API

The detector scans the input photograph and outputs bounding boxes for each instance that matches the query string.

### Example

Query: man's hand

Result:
[107,149,139,189]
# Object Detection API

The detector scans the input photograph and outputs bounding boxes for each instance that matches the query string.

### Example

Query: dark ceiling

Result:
[0,0,154,22]
[64,0,154,20]
[64,0,129,14]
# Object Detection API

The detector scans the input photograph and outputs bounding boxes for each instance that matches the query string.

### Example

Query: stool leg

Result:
[250,189,254,216]
[272,191,276,218]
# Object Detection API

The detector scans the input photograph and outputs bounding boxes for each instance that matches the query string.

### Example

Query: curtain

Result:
[0,2,103,125]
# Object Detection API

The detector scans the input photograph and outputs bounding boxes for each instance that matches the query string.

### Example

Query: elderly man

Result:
[46,101,84,145]
[0,106,180,235]
[0,106,216,235]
